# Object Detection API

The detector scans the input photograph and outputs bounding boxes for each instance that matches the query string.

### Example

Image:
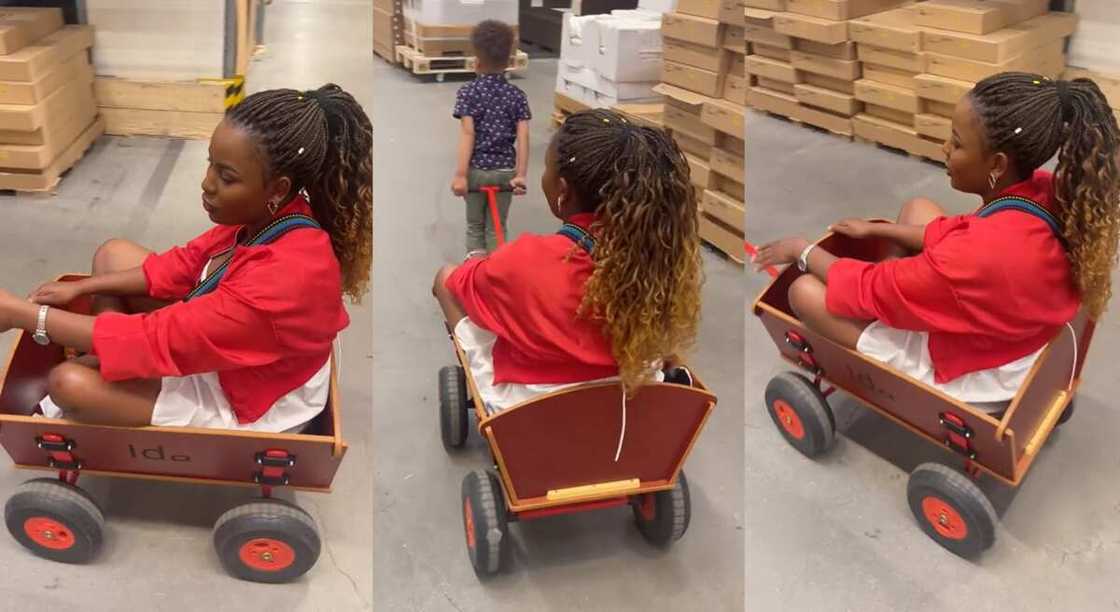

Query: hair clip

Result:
[298,147,306,155]
[568,156,576,163]
[1014,127,1023,135]
[1032,80,1041,85]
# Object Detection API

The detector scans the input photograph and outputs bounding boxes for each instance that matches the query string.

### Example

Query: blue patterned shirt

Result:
[453,73,532,171]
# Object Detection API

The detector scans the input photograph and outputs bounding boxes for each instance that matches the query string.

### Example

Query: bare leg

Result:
[884,197,948,259]
[788,274,873,349]
[432,264,467,329]
[90,239,170,315]
[46,360,160,427]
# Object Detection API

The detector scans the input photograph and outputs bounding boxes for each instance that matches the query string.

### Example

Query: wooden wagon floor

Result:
[746,110,1120,611]
[0,1,373,609]
[372,57,747,609]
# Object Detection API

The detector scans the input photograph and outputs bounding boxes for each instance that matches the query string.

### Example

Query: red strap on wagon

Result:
[36,433,81,484]
[254,449,296,497]
[938,412,977,460]
[744,241,779,278]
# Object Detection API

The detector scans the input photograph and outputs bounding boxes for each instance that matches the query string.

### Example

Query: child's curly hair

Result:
[971,72,1120,319]
[555,109,704,392]
[471,20,514,70]
[227,84,373,303]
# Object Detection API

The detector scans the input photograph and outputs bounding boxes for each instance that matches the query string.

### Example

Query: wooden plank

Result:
[747,55,798,83]
[857,44,926,72]
[795,38,857,60]
[855,78,921,113]
[849,5,922,53]
[774,12,849,45]
[101,107,223,139]
[791,50,861,80]
[916,112,952,141]
[915,73,974,106]
[0,26,94,82]
[786,0,907,21]
[702,188,745,232]
[94,78,225,113]
[699,210,745,263]
[862,63,919,90]
[0,7,63,55]
[795,82,861,116]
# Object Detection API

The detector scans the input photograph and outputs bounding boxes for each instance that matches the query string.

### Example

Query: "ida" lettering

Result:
[128,444,191,462]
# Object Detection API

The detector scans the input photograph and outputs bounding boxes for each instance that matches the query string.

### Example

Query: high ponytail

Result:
[554,109,703,391]
[227,84,373,303]
[971,72,1120,318]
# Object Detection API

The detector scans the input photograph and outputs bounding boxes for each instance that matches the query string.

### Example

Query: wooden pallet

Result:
[402,21,520,58]
[699,211,745,265]
[0,116,104,194]
[552,91,591,127]
[395,45,528,80]
[751,107,852,140]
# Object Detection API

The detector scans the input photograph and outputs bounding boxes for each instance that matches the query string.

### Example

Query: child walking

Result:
[451,19,531,256]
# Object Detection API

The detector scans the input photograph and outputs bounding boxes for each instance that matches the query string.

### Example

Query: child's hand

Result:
[510,176,527,195]
[753,237,809,271]
[829,218,876,239]
[29,281,83,306]
[451,176,468,197]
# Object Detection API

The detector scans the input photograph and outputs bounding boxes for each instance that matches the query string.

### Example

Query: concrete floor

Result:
[0,1,373,610]
[745,110,1120,610]
[371,57,745,610]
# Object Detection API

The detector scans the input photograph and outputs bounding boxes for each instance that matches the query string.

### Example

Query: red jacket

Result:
[91,196,349,423]
[826,171,1079,383]
[445,212,618,384]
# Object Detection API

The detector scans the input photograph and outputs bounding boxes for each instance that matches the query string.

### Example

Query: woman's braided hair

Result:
[971,72,1120,318]
[555,109,703,391]
[227,84,372,303]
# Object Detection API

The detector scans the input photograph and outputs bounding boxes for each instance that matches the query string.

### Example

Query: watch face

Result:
[32,333,49,346]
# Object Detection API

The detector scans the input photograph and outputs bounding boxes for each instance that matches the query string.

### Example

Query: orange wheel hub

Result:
[238,538,296,571]
[772,400,805,440]
[921,496,968,540]
[24,517,74,550]
[464,499,476,550]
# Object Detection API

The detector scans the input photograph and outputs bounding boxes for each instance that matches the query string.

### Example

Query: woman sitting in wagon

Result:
[754,73,1120,409]
[0,85,372,432]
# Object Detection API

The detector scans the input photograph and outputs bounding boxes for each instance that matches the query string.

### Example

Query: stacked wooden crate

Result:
[374,0,404,63]
[659,0,745,262]
[0,8,102,192]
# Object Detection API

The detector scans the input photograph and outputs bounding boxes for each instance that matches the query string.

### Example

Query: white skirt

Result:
[38,359,331,433]
[856,321,1043,411]
[454,318,661,415]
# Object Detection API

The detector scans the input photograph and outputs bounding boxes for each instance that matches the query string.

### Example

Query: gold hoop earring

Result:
[267,200,280,215]
[988,173,999,191]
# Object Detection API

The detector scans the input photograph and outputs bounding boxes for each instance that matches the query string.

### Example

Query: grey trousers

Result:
[464,167,515,252]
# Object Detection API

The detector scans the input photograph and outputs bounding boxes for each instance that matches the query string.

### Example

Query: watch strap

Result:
[798,243,816,271]
[36,305,49,339]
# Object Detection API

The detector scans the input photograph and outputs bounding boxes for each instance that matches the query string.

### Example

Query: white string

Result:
[1065,322,1077,391]
[334,336,343,387]
[613,386,627,462]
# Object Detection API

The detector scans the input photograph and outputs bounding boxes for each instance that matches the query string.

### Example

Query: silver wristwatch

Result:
[797,243,816,273]
[32,305,50,346]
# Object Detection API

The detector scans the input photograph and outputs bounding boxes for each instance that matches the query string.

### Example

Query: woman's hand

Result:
[753,237,809,272]
[829,218,878,239]
[28,280,83,307]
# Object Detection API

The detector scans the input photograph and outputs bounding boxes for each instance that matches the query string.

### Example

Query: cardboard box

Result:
[795,39,857,60]
[676,0,745,25]
[702,189,744,232]
[718,131,745,155]
[745,0,787,9]
[855,78,920,113]
[774,12,848,45]
[862,63,918,90]
[924,38,1065,83]
[0,8,63,55]
[864,102,913,125]
[663,60,726,97]
[849,6,922,53]
[0,52,87,106]
[796,100,854,135]
[664,38,732,72]
[730,52,746,75]
[709,146,745,183]
[752,43,792,62]
[0,91,95,170]
[854,113,943,160]
[0,117,102,191]
[672,129,714,157]
[801,71,855,94]
[791,50,861,80]
[702,97,744,136]
[921,12,1077,64]
[745,24,794,49]
[915,73,973,106]
[665,104,719,143]
[914,0,1048,36]
[724,73,748,104]
[686,152,714,189]
[795,82,862,115]
[858,46,925,75]
[747,54,797,83]
[724,26,746,52]
[786,0,907,21]
[748,84,800,114]
[1064,68,1120,111]
[712,171,744,201]
[757,76,797,94]
[915,112,952,141]
[663,12,725,48]
[0,63,93,132]
[0,26,94,83]
[922,98,956,118]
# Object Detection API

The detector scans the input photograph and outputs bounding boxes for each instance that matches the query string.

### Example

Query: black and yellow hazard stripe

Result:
[200,75,247,110]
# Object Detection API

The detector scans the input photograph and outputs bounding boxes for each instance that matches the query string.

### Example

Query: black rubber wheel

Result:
[461,469,509,578]
[764,372,836,458]
[213,499,321,583]
[4,478,104,564]
[439,365,470,450]
[634,471,691,547]
[907,463,997,558]
[1057,399,1075,426]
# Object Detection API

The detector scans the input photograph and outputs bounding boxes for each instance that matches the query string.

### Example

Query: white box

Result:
[1068,0,1120,75]
[638,0,677,13]
[556,60,661,107]
[404,0,518,26]
[592,18,663,82]
[561,12,599,66]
